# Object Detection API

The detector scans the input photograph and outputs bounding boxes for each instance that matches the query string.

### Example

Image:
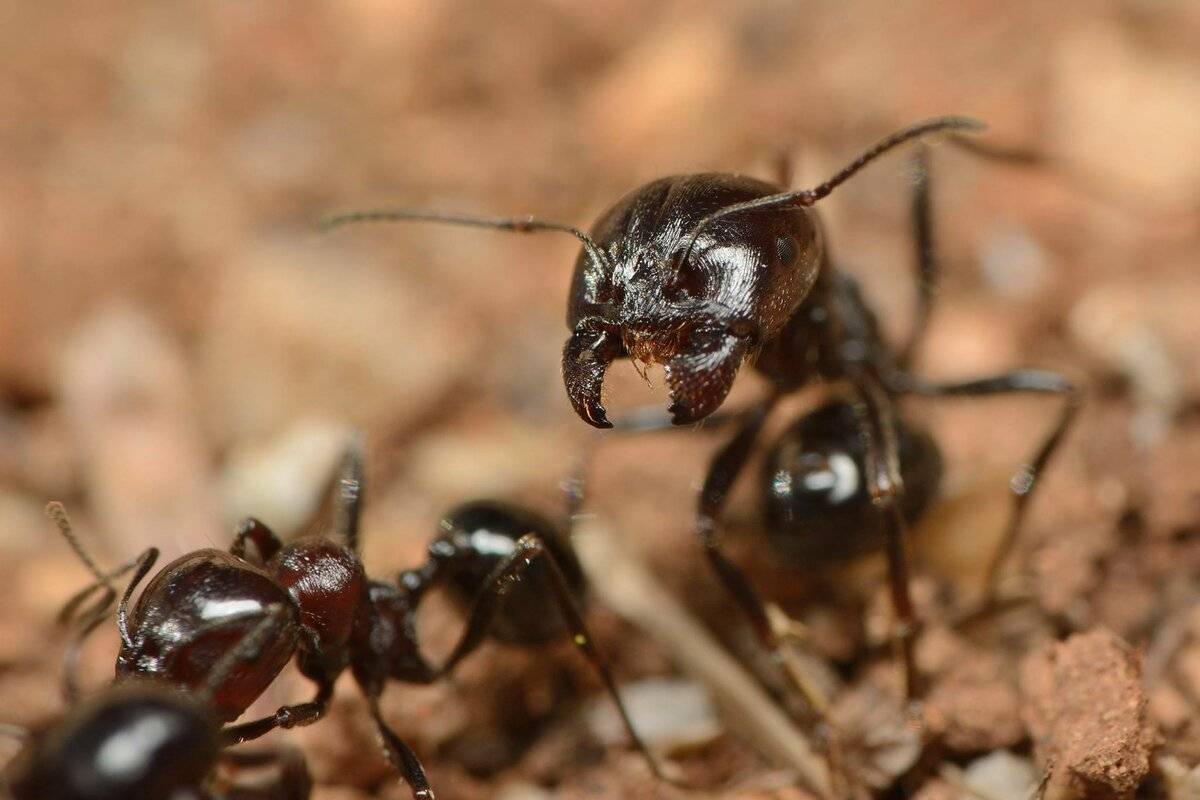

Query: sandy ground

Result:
[2,3,1200,798]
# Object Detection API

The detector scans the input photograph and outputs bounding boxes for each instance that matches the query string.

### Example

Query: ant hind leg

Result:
[889,369,1080,604]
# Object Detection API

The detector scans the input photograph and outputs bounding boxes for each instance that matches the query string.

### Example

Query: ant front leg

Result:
[692,395,833,714]
[695,395,781,650]
[366,695,435,800]
[847,370,922,700]
[888,369,1081,604]
[438,533,672,783]
[220,678,334,745]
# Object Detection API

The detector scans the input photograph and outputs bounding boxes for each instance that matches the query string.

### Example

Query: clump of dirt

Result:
[1019,629,1158,799]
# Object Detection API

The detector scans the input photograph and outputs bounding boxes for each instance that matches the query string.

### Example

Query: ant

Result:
[2,600,312,800]
[323,117,1079,702]
[43,443,666,799]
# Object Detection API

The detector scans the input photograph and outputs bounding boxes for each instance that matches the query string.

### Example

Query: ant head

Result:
[563,174,822,427]
[6,683,219,800]
[562,117,982,428]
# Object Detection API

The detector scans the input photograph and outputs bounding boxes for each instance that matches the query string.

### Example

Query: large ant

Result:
[45,445,666,799]
[324,117,1079,700]
[2,600,312,800]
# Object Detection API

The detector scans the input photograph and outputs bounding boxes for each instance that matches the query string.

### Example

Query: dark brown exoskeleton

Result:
[45,447,667,800]
[323,117,1080,700]
[760,399,943,564]
[2,603,313,800]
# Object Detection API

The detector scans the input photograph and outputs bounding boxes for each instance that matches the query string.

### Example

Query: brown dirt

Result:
[2,2,1200,799]
[1019,629,1157,799]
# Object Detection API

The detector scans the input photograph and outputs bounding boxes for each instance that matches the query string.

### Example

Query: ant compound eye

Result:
[775,236,797,265]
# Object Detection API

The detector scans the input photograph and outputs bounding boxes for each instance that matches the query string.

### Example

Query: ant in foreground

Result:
[324,117,1079,702]
[44,444,666,799]
[2,601,312,800]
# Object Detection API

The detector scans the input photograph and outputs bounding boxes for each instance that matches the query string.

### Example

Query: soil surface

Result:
[2,3,1199,799]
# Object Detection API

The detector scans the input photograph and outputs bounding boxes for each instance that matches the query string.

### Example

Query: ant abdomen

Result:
[431,500,586,645]
[761,400,942,562]
[5,682,221,800]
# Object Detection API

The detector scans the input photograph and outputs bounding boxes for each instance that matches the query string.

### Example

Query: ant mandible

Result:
[2,599,312,800]
[323,118,1079,700]
[45,444,667,799]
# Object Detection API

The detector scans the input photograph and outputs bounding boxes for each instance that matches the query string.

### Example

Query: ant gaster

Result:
[47,446,666,799]
[324,117,1080,700]
[2,598,312,800]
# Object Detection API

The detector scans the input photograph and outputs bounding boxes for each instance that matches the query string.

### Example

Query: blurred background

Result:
[2,2,1198,798]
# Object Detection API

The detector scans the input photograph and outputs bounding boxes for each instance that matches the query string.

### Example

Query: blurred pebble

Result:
[586,677,721,752]
[229,108,329,190]
[914,300,1021,381]
[1051,24,1200,208]
[961,750,1037,800]
[0,491,47,554]
[58,304,221,555]
[493,782,553,800]
[1159,754,1200,800]
[1069,277,1193,445]
[977,224,1047,299]
[219,417,353,535]
[830,682,920,790]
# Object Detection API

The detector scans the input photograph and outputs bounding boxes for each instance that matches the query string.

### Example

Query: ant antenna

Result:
[321,208,616,273]
[45,502,112,591]
[674,116,986,268]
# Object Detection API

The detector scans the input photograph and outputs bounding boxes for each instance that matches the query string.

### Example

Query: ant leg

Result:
[437,532,673,782]
[115,548,159,651]
[898,145,936,369]
[847,370,921,699]
[305,436,365,551]
[220,680,334,745]
[367,695,435,800]
[696,396,780,649]
[60,601,115,705]
[696,396,834,714]
[229,518,283,564]
[185,603,331,745]
[889,369,1080,603]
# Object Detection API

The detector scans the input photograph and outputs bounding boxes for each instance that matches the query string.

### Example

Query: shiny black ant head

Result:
[761,400,943,562]
[320,117,983,429]
[5,683,219,800]
[561,117,983,428]
[563,174,822,427]
[430,500,586,644]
